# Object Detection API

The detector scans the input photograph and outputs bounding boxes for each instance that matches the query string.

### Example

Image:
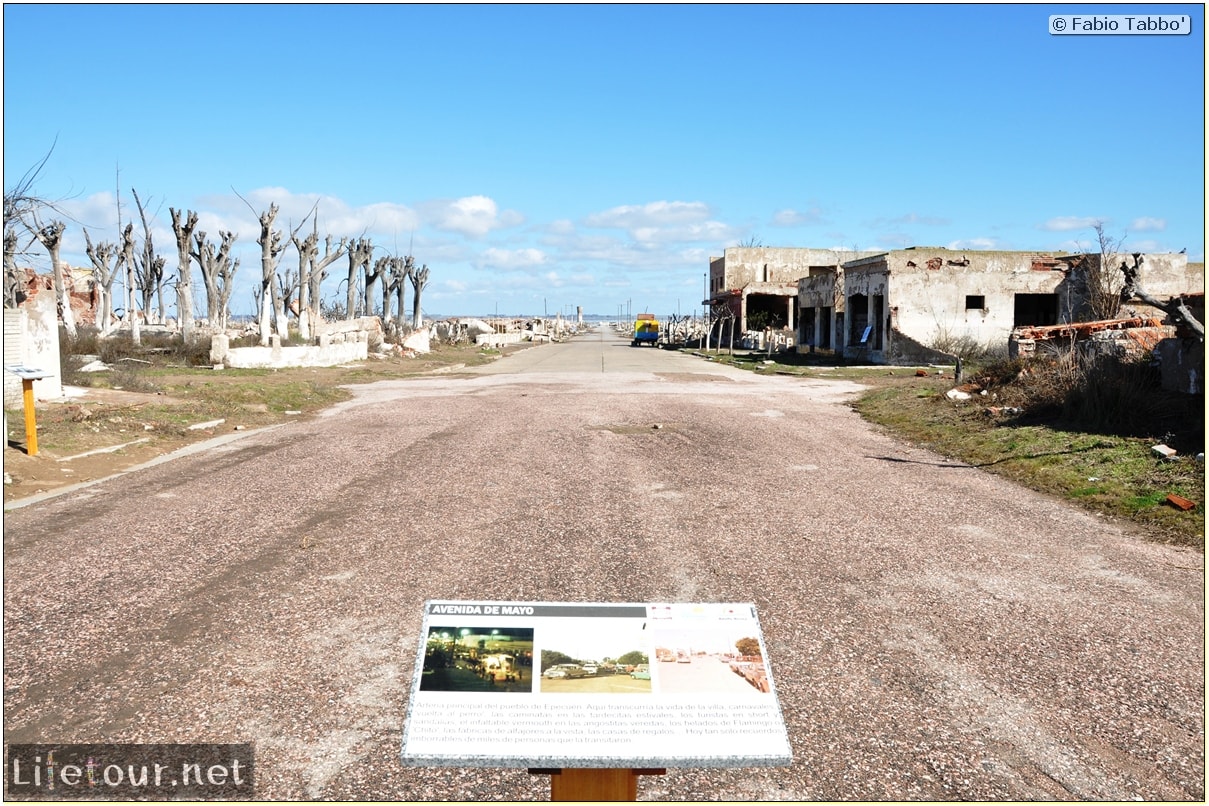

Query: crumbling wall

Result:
[212,316,382,369]
[1155,337,1204,394]
[884,250,1076,353]
[3,292,63,405]
[716,247,866,288]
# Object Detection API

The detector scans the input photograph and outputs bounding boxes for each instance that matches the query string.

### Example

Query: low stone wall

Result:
[212,322,374,370]
[475,332,526,348]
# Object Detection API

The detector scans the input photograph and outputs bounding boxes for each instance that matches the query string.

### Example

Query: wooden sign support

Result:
[530,768,665,802]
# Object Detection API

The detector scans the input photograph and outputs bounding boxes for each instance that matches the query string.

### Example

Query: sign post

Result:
[5,366,51,456]
[401,601,792,801]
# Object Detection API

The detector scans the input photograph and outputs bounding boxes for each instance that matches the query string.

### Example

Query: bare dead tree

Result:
[270,211,315,341]
[1085,222,1127,320]
[253,203,286,346]
[3,228,23,307]
[291,231,318,337]
[344,238,373,319]
[169,208,199,341]
[365,255,389,320]
[276,265,300,335]
[4,142,65,309]
[293,226,347,340]
[390,255,413,334]
[410,263,430,329]
[1120,253,1204,340]
[29,219,77,338]
[131,188,166,325]
[83,229,120,336]
[193,229,239,332]
[118,223,140,344]
[382,257,396,328]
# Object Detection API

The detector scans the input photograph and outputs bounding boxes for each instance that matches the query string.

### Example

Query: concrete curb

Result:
[3,424,286,511]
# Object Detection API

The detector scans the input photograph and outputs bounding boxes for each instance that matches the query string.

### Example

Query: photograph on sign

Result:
[420,627,534,693]
[648,625,773,695]
[537,617,652,693]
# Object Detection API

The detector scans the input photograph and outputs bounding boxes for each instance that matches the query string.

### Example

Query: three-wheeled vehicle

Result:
[632,313,660,346]
[479,653,521,683]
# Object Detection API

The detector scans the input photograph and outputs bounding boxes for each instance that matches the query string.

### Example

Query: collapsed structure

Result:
[705,246,1203,368]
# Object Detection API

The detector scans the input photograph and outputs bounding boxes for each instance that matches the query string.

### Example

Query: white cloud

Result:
[585,200,712,229]
[582,201,736,248]
[947,237,1001,250]
[422,195,523,237]
[1128,239,1164,252]
[1040,216,1103,232]
[869,212,949,228]
[771,207,824,227]
[475,247,549,271]
[1130,217,1166,232]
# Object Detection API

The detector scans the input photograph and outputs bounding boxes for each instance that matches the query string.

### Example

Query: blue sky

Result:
[4,3,1204,319]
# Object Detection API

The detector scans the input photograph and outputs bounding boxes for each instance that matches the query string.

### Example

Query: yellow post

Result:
[22,378,38,456]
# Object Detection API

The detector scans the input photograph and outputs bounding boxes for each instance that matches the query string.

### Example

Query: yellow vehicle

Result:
[632,313,660,347]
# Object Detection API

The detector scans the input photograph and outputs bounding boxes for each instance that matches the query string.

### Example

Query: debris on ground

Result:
[1165,494,1196,511]
[1151,444,1178,461]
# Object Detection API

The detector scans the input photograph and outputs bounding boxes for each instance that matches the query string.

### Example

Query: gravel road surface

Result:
[3,328,1203,800]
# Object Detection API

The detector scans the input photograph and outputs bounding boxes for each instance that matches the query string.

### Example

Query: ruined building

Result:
[830,248,1201,364]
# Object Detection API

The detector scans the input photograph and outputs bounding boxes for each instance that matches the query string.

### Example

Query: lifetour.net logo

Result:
[6,744,254,800]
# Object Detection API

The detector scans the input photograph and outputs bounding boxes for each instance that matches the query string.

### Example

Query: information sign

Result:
[400,601,792,768]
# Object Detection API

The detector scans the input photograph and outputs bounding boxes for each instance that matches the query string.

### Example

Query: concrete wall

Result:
[841,248,1201,363]
[3,292,63,405]
[712,247,863,290]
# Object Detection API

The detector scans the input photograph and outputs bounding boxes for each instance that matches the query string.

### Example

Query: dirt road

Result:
[3,327,1203,800]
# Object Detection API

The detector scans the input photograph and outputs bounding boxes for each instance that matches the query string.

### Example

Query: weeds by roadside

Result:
[710,346,1204,549]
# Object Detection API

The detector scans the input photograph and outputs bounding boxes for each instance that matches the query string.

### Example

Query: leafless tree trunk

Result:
[292,231,318,339]
[275,266,299,337]
[169,208,199,341]
[344,238,372,319]
[193,230,239,332]
[364,255,388,320]
[255,204,287,346]
[294,228,347,340]
[83,229,119,336]
[131,189,166,325]
[119,223,140,345]
[1120,253,1204,340]
[3,228,23,307]
[30,219,77,338]
[410,263,430,329]
[391,255,413,334]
